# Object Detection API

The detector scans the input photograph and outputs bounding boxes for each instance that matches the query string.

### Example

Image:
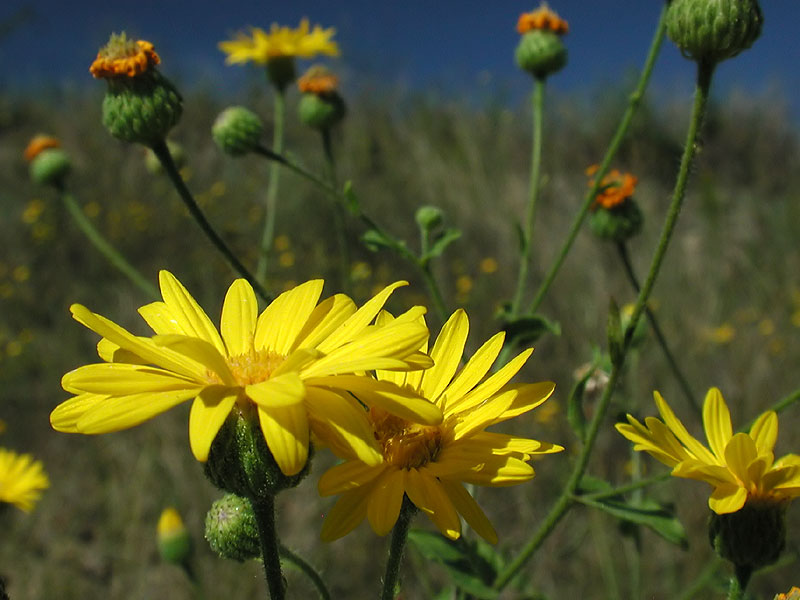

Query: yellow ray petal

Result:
[271,348,322,378]
[50,393,108,432]
[439,479,498,545]
[188,387,238,462]
[76,388,199,433]
[490,381,556,424]
[749,410,778,457]
[220,279,258,357]
[153,334,234,385]
[245,373,306,408]
[439,332,504,410]
[405,468,461,539]
[318,460,385,496]
[671,458,736,486]
[308,375,442,425]
[320,488,371,542]
[703,387,733,462]
[305,387,382,466]
[258,402,309,476]
[316,281,407,353]
[452,389,517,440]
[158,271,226,355]
[430,454,535,487]
[62,363,200,395]
[96,338,148,364]
[708,484,747,514]
[446,348,533,415]
[763,464,800,491]
[138,302,186,335]
[71,305,203,380]
[654,391,717,464]
[254,280,324,355]
[366,469,406,536]
[420,310,469,402]
[291,294,356,351]
[723,432,758,487]
[467,432,564,456]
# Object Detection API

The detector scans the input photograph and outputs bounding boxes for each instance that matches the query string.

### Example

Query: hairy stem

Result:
[251,495,285,600]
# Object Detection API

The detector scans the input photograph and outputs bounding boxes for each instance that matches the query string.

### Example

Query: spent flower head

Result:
[89,33,160,79]
[517,3,569,35]
[52,271,439,478]
[319,309,562,543]
[515,4,568,79]
[297,64,339,95]
[617,387,800,514]
[0,447,49,512]
[23,135,60,162]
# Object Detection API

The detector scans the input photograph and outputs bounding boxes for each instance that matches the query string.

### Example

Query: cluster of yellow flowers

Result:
[51,271,562,540]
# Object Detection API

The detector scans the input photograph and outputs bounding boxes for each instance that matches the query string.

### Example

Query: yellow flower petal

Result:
[258,402,309,476]
[749,410,778,457]
[254,280,324,355]
[318,460,385,496]
[320,488,371,542]
[723,433,758,487]
[439,479,498,544]
[220,279,258,356]
[708,484,747,514]
[446,348,533,415]
[62,363,199,395]
[188,387,238,461]
[439,331,504,410]
[50,392,108,433]
[405,468,461,539]
[96,338,146,364]
[703,387,733,462]
[291,293,356,351]
[489,381,555,424]
[671,458,736,486]
[76,388,199,433]
[245,373,305,408]
[420,309,469,402]
[158,271,226,355]
[366,469,406,536]
[452,388,517,440]
[654,391,717,464]
[138,301,187,335]
[153,334,235,385]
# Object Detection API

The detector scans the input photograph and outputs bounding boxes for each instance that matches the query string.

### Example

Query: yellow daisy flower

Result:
[0,447,49,512]
[616,388,800,514]
[319,309,562,543]
[51,271,441,476]
[219,18,339,65]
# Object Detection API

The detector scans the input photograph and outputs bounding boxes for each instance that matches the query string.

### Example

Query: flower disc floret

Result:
[617,387,800,514]
[318,309,563,544]
[90,33,160,79]
[51,271,441,477]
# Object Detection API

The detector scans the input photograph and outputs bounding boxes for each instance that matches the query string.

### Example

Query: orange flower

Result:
[586,165,637,210]
[298,65,339,94]
[23,135,60,162]
[517,4,569,35]
[90,33,160,79]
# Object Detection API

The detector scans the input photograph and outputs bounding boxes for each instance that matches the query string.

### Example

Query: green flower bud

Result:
[157,507,192,566]
[588,199,643,242]
[29,148,71,188]
[415,206,444,231]
[298,92,346,131]
[666,0,764,65]
[205,493,260,562]
[515,30,567,79]
[212,106,264,156]
[204,404,310,499]
[709,501,787,570]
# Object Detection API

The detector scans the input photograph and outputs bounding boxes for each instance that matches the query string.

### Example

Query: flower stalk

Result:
[321,128,351,293]
[380,500,416,600]
[256,90,286,285]
[251,495,285,600]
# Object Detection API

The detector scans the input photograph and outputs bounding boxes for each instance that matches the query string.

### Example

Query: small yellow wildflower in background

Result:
[52,271,439,476]
[479,257,498,274]
[319,309,562,544]
[617,388,800,514]
[759,318,775,336]
[274,234,291,252]
[707,323,735,344]
[0,448,49,512]
[21,199,45,225]
[775,587,800,600]
[219,19,339,65]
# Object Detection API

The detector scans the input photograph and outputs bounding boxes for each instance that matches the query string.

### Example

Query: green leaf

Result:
[514,221,527,253]
[361,229,398,252]
[408,530,501,599]
[424,228,462,260]
[502,313,561,346]
[579,494,688,548]
[566,367,594,442]
[607,297,623,367]
[342,180,360,214]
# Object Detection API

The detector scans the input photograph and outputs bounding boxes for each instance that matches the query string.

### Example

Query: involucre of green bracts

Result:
[101,69,182,145]
[666,0,763,65]
[267,56,297,92]
[203,406,310,499]
[212,106,264,156]
[588,199,643,242]
[708,501,787,570]
[298,92,346,130]
[205,493,261,562]
[515,30,567,79]
[29,148,71,187]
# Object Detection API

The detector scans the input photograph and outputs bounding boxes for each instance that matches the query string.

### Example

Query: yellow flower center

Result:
[207,349,285,386]
[371,410,443,470]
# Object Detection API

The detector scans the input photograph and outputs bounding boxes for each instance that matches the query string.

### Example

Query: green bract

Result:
[515,30,567,79]
[212,106,264,156]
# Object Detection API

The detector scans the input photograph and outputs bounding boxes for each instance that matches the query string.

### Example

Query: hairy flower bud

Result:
[212,106,264,156]
[298,92,346,131]
[515,30,567,79]
[666,0,764,65]
[29,148,71,188]
[205,493,260,562]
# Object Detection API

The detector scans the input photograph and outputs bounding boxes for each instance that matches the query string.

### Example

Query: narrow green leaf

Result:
[361,229,397,252]
[502,313,561,346]
[342,180,360,214]
[566,368,594,442]
[580,495,688,548]
[425,228,462,260]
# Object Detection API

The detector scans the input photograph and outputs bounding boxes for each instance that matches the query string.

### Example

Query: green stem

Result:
[578,472,671,502]
[321,128,351,292]
[742,387,800,431]
[494,59,715,592]
[256,90,286,285]
[381,501,415,600]
[279,544,331,600]
[727,565,752,600]
[251,495,285,600]
[150,140,272,302]
[510,77,545,318]
[526,6,667,316]
[616,241,700,415]
[420,263,450,323]
[59,187,158,300]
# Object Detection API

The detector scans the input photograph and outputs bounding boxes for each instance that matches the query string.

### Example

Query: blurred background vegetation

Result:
[1,75,800,598]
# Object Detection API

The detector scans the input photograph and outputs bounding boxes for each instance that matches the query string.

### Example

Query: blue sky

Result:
[2,1,799,117]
